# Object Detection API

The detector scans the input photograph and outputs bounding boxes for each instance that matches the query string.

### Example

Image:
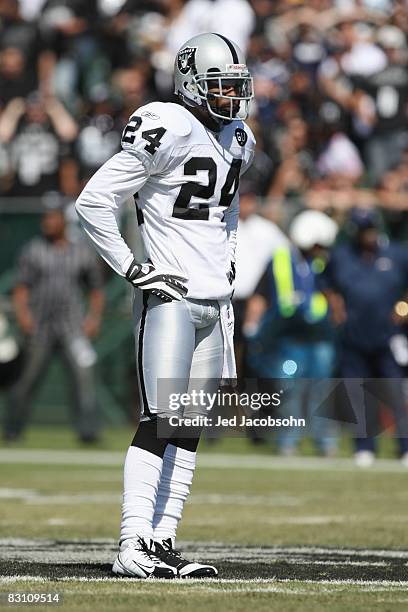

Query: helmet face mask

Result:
[197,73,253,121]
[174,33,254,123]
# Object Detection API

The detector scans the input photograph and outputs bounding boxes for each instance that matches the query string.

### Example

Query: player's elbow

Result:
[75,190,91,221]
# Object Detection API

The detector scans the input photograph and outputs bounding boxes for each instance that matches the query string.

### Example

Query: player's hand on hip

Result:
[126,260,187,303]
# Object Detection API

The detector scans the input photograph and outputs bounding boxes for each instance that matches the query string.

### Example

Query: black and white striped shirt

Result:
[16,238,103,331]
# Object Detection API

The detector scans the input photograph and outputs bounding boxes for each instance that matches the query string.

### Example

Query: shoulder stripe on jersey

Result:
[212,32,239,64]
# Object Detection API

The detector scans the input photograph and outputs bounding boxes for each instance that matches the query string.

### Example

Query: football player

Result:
[76,32,255,579]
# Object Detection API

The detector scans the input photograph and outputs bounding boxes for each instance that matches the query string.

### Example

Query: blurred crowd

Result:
[0,0,407,460]
[234,203,408,464]
[0,0,407,225]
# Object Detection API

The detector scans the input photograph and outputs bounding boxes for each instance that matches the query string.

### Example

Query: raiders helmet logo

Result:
[235,128,247,147]
[177,47,197,75]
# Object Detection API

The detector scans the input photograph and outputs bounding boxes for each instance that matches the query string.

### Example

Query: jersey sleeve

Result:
[224,191,239,265]
[120,102,190,175]
[75,150,149,277]
[241,123,256,175]
[224,124,256,265]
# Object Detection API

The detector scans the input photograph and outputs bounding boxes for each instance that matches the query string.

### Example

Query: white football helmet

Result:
[289,211,338,250]
[174,32,253,122]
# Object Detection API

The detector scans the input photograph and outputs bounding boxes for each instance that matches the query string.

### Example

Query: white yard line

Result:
[376,598,408,603]
[1,576,408,589]
[1,539,408,559]
[0,448,407,474]
[0,488,303,507]
[0,449,122,466]
[0,488,120,504]
[188,493,303,506]
[199,454,408,473]
[0,448,407,472]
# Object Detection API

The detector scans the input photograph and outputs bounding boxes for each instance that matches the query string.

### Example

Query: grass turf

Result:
[1,427,407,611]
[2,580,408,612]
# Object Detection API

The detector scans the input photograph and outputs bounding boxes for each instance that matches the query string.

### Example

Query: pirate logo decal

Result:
[177,47,197,75]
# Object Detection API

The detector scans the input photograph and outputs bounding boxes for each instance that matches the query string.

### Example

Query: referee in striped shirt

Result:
[3,207,105,442]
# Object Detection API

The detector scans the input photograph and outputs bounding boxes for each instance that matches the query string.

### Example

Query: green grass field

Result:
[1,427,408,611]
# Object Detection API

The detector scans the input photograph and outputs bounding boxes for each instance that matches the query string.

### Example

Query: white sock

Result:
[120,446,163,543]
[153,444,196,542]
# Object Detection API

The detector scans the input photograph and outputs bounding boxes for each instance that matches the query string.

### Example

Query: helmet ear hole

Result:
[185,81,198,94]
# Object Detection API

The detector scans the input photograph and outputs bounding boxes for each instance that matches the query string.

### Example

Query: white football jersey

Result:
[76,101,255,300]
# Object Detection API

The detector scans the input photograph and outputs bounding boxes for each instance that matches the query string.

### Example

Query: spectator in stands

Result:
[377,162,408,242]
[241,117,276,196]
[39,0,110,111]
[113,64,155,125]
[318,40,352,113]
[75,91,122,186]
[0,0,47,104]
[316,116,364,183]
[247,34,290,133]
[351,25,408,184]
[268,115,314,202]
[245,210,339,455]
[335,16,387,79]
[0,46,33,106]
[0,91,78,197]
[322,208,408,466]
[3,206,105,443]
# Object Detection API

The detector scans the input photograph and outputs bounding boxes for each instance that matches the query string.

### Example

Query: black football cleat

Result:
[153,538,218,578]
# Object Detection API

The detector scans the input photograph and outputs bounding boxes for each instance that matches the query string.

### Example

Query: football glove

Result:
[227,261,236,285]
[126,260,187,303]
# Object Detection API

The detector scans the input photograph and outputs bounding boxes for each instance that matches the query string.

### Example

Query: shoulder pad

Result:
[137,102,192,137]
